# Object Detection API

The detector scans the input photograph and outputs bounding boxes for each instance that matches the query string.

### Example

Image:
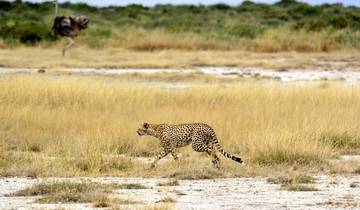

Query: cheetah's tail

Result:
[213,136,243,164]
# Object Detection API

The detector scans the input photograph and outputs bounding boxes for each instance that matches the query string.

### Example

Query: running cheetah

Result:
[136,123,243,168]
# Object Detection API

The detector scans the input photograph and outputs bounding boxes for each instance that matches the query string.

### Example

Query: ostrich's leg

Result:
[53,0,58,17]
[62,37,75,56]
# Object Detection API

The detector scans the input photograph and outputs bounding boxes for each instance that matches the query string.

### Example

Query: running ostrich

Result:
[51,0,89,56]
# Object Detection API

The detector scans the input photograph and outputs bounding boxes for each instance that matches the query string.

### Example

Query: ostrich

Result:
[51,0,89,56]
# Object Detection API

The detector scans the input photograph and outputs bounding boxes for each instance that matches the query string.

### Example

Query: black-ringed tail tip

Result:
[232,156,244,164]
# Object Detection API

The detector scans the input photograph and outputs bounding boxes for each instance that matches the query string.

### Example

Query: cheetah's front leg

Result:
[170,145,178,161]
[151,148,169,168]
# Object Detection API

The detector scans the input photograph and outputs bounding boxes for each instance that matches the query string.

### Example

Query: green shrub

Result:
[227,24,264,39]
[1,1,360,49]
[276,0,300,7]
[288,4,321,17]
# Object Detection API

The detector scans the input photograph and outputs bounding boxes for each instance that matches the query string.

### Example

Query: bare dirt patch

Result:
[1,175,360,210]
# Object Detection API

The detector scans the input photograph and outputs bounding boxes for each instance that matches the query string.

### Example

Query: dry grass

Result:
[281,184,319,191]
[116,29,360,53]
[133,205,174,210]
[157,180,179,186]
[355,167,360,174]
[9,181,144,207]
[247,28,340,53]
[1,74,360,177]
[319,133,360,154]
[116,183,148,189]
[0,48,360,70]
[318,194,360,208]
[8,182,114,203]
[318,200,360,208]
[267,174,315,185]
[19,27,360,53]
[157,196,176,203]
[327,161,360,174]
[93,197,111,208]
[267,173,319,192]
[109,29,230,51]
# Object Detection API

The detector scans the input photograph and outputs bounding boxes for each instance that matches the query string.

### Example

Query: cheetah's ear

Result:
[143,123,149,129]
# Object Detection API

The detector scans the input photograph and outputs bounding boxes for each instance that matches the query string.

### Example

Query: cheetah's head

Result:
[137,123,155,136]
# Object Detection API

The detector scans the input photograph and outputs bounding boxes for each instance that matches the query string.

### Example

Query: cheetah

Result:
[136,123,243,168]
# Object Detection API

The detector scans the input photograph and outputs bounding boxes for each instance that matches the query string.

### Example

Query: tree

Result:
[275,0,299,7]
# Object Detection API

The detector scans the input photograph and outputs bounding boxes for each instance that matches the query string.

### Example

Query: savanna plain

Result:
[1,73,360,209]
[1,0,360,209]
[0,74,360,177]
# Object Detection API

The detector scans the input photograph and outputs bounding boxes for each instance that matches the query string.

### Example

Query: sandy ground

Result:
[2,67,360,83]
[1,175,360,210]
[64,67,360,82]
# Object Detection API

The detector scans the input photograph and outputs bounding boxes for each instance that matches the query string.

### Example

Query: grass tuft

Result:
[281,183,319,191]
[139,205,174,210]
[115,183,148,189]
[93,196,111,208]
[318,133,360,153]
[267,174,315,185]
[157,180,179,186]
[354,167,360,174]
[28,144,41,153]
[267,174,318,192]
[9,182,118,204]
[157,196,176,203]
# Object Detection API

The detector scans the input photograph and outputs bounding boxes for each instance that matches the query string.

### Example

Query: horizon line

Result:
[15,0,360,8]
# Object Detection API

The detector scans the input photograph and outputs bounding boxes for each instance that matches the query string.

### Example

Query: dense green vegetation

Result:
[0,0,360,51]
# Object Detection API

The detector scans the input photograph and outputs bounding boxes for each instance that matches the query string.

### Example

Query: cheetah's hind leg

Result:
[191,133,220,169]
[207,148,220,169]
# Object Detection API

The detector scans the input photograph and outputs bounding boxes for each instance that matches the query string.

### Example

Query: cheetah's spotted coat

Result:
[137,123,243,168]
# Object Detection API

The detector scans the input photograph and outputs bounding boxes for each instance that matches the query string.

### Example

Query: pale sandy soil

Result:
[2,67,360,83]
[1,156,360,210]
[1,175,360,210]
[62,67,360,82]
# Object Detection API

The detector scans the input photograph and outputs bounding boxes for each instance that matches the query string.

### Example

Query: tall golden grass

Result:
[67,27,360,52]
[106,28,231,51]
[32,27,360,52]
[2,26,359,53]
[0,74,359,177]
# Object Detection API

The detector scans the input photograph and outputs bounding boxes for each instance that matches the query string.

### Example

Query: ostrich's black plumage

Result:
[52,16,89,38]
[51,16,89,56]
